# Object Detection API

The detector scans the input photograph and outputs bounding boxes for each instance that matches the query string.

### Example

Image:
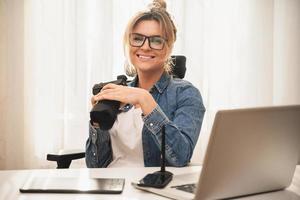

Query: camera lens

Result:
[90,100,120,130]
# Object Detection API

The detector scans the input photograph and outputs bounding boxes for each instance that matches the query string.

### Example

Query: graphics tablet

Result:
[20,177,125,194]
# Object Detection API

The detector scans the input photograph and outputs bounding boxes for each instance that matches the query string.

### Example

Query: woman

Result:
[86,0,205,168]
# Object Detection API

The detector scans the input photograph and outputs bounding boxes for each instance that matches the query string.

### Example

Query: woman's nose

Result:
[140,38,151,50]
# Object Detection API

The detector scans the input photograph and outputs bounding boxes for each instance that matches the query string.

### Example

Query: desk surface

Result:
[0,165,299,200]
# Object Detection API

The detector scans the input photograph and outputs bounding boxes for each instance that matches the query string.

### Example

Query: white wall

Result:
[0,0,24,169]
[273,0,300,105]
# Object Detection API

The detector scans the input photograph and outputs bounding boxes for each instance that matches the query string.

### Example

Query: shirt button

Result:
[93,152,96,156]
[149,123,153,126]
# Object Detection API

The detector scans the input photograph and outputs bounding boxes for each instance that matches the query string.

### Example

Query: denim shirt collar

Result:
[129,72,171,94]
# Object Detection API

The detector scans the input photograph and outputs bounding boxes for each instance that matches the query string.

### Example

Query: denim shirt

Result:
[86,72,205,167]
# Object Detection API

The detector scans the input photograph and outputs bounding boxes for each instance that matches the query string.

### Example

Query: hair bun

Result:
[149,0,167,10]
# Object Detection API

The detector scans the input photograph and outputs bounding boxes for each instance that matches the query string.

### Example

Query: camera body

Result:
[90,75,127,130]
[92,75,128,96]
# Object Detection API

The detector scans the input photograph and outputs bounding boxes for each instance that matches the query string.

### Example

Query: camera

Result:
[90,75,128,130]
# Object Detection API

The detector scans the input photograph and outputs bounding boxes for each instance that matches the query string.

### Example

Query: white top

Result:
[108,106,144,167]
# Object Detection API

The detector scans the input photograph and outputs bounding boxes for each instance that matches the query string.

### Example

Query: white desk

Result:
[0,165,299,200]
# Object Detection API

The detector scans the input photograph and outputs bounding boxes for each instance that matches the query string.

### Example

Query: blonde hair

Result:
[123,0,177,77]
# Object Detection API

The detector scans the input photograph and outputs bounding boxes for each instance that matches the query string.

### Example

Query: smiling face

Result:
[129,20,170,75]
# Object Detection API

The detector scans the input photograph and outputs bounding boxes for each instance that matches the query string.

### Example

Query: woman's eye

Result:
[151,37,163,44]
[133,36,144,42]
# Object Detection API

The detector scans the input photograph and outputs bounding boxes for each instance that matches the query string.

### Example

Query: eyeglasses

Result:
[129,33,166,50]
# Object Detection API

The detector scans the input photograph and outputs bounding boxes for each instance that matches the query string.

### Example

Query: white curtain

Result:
[0,0,299,169]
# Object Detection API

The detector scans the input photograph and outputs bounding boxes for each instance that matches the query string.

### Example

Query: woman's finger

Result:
[102,83,120,91]
[91,96,98,106]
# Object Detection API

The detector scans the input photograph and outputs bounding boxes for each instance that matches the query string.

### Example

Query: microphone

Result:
[137,125,173,188]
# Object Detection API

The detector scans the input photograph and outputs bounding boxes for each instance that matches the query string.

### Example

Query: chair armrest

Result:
[47,149,85,169]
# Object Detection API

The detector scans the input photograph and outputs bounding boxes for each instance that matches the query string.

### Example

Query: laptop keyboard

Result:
[171,183,197,194]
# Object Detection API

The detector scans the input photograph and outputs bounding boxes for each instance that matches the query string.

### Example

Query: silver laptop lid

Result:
[195,105,300,200]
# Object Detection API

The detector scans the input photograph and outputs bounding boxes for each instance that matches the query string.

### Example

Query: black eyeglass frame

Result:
[129,33,167,50]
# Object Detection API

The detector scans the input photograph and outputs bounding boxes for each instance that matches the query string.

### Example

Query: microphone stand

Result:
[137,125,173,188]
[157,125,173,179]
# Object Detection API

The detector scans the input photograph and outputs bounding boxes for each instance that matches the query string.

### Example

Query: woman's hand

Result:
[91,83,157,116]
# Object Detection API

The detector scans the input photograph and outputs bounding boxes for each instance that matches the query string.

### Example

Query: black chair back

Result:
[171,55,186,79]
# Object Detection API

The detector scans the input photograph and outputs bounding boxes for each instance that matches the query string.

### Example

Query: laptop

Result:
[133,105,300,199]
